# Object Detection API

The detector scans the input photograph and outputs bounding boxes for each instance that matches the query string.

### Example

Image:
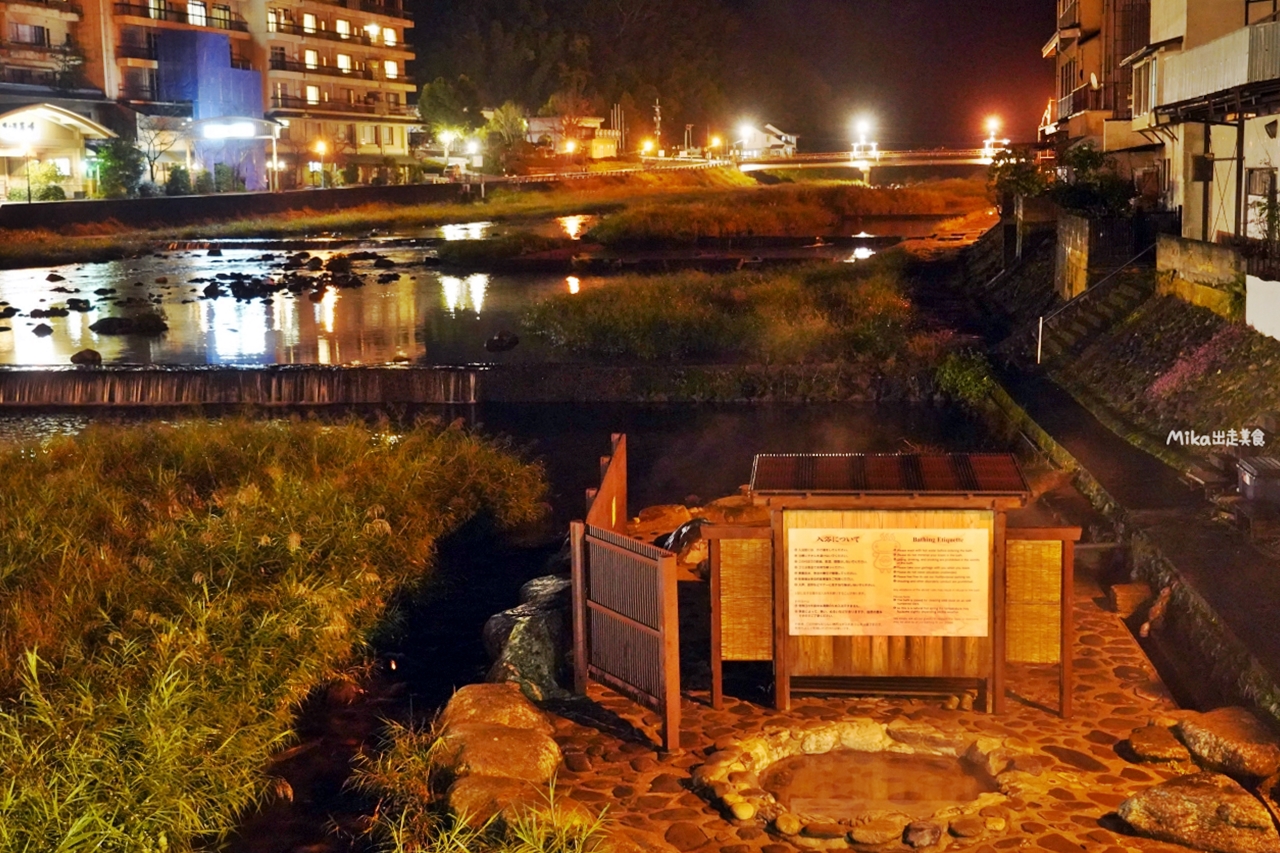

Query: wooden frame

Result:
[585,433,627,534]
[1006,526,1080,718]
[706,524,773,709]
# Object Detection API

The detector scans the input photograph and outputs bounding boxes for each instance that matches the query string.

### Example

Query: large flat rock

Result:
[1177,707,1280,778]
[435,721,562,784]
[437,682,553,735]
[1118,772,1280,853]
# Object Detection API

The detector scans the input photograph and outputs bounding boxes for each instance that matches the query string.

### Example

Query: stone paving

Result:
[545,562,1202,853]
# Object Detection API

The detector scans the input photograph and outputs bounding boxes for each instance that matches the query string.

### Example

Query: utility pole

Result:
[684,124,693,151]
[653,99,661,153]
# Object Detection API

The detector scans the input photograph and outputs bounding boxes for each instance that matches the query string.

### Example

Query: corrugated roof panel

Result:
[749,452,1028,496]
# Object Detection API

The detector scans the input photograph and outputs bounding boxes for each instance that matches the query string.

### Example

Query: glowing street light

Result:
[564,139,577,154]
[439,128,457,164]
[641,139,655,155]
[465,139,479,155]
[313,138,326,187]
[851,117,879,162]
[982,116,1009,162]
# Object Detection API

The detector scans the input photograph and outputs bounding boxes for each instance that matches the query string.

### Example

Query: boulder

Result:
[89,314,168,336]
[447,775,544,826]
[887,717,968,755]
[1129,724,1191,763]
[851,813,911,845]
[694,495,771,526]
[70,349,102,366]
[487,615,571,701]
[483,602,563,661]
[1177,708,1280,777]
[437,682,552,735]
[1118,772,1280,853]
[519,575,572,608]
[435,722,561,784]
[629,504,692,539]
[31,323,52,337]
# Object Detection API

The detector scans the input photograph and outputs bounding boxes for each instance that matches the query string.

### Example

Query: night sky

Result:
[741,0,1059,148]
[407,0,1059,150]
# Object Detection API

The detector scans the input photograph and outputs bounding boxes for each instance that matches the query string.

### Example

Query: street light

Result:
[641,139,654,155]
[23,145,33,203]
[851,117,879,162]
[982,116,1009,161]
[314,139,326,187]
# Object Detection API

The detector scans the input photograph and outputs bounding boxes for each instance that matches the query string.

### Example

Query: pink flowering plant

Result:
[1147,324,1249,401]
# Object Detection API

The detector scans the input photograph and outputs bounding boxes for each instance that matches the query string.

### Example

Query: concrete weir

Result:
[0,365,482,406]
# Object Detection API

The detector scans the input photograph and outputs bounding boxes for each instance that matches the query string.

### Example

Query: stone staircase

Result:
[998,269,1154,369]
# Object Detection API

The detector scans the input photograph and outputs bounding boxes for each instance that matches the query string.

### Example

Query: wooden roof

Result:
[749,453,1029,497]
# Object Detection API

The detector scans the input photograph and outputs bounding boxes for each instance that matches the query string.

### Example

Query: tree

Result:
[417,75,482,134]
[987,147,1048,201]
[485,100,528,149]
[541,79,594,152]
[136,113,188,184]
[96,138,145,198]
[165,165,191,196]
[1050,143,1137,216]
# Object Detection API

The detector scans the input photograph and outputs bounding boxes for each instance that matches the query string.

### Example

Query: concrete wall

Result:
[1155,232,1243,317]
[1056,214,1091,300]
[1247,274,1280,340]
[0,182,470,230]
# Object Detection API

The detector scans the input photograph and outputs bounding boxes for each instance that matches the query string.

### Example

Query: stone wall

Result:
[1155,233,1244,319]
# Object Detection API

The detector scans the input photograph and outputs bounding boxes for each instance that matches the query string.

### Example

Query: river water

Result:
[0,214,944,367]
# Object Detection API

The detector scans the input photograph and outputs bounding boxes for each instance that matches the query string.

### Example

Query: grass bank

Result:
[522,255,958,371]
[585,179,989,246]
[0,169,756,270]
[1055,295,1280,452]
[0,417,545,851]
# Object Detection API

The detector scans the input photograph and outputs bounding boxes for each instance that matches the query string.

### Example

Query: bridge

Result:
[736,148,997,171]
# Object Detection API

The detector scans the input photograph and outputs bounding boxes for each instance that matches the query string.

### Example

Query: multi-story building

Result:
[1126,0,1279,241]
[1041,0,1151,151]
[255,0,416,186]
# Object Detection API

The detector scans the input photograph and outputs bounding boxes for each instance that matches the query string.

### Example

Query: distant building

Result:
[525,115,620,159]
[738,124,797,159]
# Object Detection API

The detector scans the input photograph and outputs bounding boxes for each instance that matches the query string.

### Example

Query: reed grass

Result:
[585,179,989,245]
[354,721,609,853]
[523,257,930,364]
[0,417,546,852]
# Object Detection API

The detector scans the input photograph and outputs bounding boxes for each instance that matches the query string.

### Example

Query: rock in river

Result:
[89,314,168,336]
[1177,707,1280,778]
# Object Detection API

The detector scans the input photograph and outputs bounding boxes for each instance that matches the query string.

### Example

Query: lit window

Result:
[304,48,318,69]
[186,0,207,26]
[364,22,379,41]
[305,84,320,105]
[302,12,316,33]
[383,60,397,79]
[360,124,374,144]
[267,8,280,31]
[147,0,163,19]
[211,4,229,27]
[336,53,351,72]
[335,18,349,38]
[382,27,395,46]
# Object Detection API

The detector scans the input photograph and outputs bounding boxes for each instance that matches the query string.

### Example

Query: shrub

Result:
[193,169,214,195]
[0,418,545,851]
[166,166,192,196]
[97,138,145,198]
[934,350,993,403]
[213,163,244,193]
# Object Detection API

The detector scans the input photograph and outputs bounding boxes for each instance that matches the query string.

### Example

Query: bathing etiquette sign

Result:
[787,528,990,637]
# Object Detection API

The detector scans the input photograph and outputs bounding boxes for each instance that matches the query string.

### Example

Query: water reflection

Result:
[0,248,581,366]
[566,276,580,295]
[439,222,492,241]
[441,273,489,315]
[557,215,590,240]
[845,247,877,263]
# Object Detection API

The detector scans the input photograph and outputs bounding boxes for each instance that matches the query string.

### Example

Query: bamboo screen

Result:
[782,509,994,679]
[1005,539,1062,664]
[720,538,773,661]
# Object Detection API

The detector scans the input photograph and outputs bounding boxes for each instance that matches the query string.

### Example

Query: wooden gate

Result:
[570,434,682,752]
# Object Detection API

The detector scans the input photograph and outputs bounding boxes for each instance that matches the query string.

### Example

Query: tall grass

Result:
[585,179,989,245]
[523,259,922,364]
[0,417,546,852]
[354,722,609,853]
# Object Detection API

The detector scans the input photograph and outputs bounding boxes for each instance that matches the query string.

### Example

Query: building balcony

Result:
[120,82,158,100]
[1058,81,1118,119]
[269,55,374,79]
[1058,0,1079,29]
[7,0,82,17]
[358,0,410,20]
[268,21,374,45]
[116,43,157,59]
[0,66,61,86]
[1160,21,1280,107]
[270,93,413,115]
[113,3,249,32]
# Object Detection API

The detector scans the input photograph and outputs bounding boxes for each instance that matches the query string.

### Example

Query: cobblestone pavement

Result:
[547,565,1199,853]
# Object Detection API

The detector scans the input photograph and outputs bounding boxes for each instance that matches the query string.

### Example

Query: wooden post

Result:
[710,539,724,710]
[1060,538,1075,719]
[660,551,682,753]
[570,521,588,695]
[772,509,790,710]
[992,511,1008,714]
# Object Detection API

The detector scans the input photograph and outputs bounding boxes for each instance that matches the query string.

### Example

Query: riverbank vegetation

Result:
[585,179,989,246]
[0,417,545,851]
[523,256,957,368]
[1057,295,1280,450]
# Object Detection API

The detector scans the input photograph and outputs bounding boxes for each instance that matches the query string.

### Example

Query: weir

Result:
[0,365,482,407]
